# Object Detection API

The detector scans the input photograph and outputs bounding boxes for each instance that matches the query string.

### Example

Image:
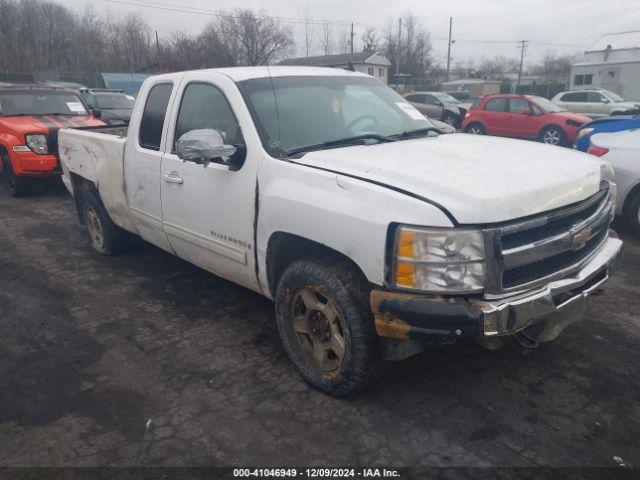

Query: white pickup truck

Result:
[59,67,623,396]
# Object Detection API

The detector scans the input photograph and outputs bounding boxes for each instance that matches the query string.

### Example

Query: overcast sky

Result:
[62,0,639,66]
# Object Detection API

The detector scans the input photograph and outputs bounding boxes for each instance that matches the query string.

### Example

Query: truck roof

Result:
[149,66,370,83]
[0,83,74,92]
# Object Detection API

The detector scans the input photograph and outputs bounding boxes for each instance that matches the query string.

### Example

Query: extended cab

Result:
[59,67,623,396]
[0,84,103,196]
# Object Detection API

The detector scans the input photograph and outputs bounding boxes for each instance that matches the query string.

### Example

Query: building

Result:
[570,31,640,100]
[440,79,501,97]
[278,52,390,83]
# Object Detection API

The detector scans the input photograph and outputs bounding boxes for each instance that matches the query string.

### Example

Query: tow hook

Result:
[515,331,539,349]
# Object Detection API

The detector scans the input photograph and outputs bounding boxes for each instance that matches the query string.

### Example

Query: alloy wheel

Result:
[85,205,105,250]
[290,287,346,373]
[543,129,561,145]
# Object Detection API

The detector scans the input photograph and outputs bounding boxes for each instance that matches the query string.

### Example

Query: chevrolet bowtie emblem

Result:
[571,226,592,251]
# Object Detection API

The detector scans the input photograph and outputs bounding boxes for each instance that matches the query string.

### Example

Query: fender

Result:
[0,133,22,168]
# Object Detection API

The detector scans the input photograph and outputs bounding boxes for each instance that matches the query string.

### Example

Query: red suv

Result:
[0,84,104,196]
[461,94,591,146]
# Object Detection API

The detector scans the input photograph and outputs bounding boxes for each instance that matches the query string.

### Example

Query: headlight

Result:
[600,161,615,182]
[25,134,49,154]
[393,226,486,293]
[577,128,594,139]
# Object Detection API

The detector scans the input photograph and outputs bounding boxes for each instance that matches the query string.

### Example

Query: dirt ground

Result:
[1,179,639,468]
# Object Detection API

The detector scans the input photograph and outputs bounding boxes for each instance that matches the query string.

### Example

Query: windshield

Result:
[528,96,565,113]
[602,90,625,102]
[95,93,135,110]
[432,92,460,105]
[239,75,435,156]
[0,90,88,116]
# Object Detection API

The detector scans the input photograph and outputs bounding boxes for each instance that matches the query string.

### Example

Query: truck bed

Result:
[58,126,138,234]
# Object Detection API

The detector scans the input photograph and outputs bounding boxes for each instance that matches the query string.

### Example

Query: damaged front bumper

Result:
[371,234,623,360]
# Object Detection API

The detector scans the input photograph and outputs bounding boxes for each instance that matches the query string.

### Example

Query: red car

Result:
[0,84,104,196]
[461,94,591,146]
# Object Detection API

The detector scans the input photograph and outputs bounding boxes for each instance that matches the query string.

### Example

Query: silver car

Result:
[551,89,640,119]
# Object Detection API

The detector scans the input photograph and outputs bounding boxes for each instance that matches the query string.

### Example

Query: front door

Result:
[124,78,178,252]
[159,72,260,291]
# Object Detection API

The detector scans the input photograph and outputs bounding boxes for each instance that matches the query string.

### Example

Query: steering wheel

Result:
[346,114,379,133]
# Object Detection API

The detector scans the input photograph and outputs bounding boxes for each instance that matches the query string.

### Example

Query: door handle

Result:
[163,173,184,185]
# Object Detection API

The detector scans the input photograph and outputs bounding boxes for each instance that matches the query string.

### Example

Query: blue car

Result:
[575,115,640,151]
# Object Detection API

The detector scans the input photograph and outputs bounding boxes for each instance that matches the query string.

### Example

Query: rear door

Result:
[159,71,260,291]
[559,92,589,115]
[587,91,609,117]
[480,97,509,135]
[422,94,445,120]
[124,77,178,252]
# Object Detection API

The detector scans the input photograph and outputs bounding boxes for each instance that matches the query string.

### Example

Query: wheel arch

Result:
[69,172,98,224]
[266,231,370,299]
[464,121,485,133]
[622,181,640,216]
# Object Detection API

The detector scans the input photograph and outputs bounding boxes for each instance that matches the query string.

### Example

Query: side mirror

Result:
[91,108,102,119]
[602,99,610,103]
[175,129,240,169]
[522,108,533,115]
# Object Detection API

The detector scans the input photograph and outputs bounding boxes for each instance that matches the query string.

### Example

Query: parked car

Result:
[79,88,135,125]
[575,115,640,152]
[59,67,621,396]
[0,84,103,196]
[586,128,640,235]
[404,91,467,127]
[551,89,640,119]
[462,94,591,146]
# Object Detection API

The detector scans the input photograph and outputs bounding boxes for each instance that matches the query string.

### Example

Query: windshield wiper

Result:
[285,133,396,157]
[392,127,441,139]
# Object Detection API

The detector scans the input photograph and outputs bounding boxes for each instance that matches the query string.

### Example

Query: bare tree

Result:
[382,12,433,83]
[336,26,352,54]
[320,20,333,56]
[360,25,379,52]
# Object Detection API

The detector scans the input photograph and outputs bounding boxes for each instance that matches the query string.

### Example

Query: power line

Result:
[104,0,355,26]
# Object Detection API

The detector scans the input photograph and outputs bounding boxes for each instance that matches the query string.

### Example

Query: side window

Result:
[83,94,97,109]
[561,92,587,102]
[406,94,425,103]
[424,95,440,106]
[587,91,605,102]
[174,83,242,150]
[139,83,173,151]
[509,98,529,113]
[484,98,508,112]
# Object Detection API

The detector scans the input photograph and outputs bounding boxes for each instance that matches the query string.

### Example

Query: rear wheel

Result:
[275,255,383,397]
[1,154,32,197]
[83,190,129,255]
[540,126,566,146]
[465,123,485,135]
[626,191,640,236]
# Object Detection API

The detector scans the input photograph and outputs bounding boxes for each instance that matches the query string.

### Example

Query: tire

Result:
[275,254,383,397]
[1,154,32,197]
[442,112,457,127]
[82,190,129,255]
[464,123,485,135]
[625,191,640,236]
[540,126,566,146]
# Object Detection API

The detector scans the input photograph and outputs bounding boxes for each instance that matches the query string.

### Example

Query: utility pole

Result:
[350,22,355,54]
[446,17,453,82]
[395,17,401,77]
[155,31,162,72]
[516,40,528,93]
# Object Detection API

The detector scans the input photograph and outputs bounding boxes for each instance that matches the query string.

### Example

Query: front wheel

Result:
[442,112,457,127]
[540,126,566,146]
[2,156,32,197]
[464,123,485,135]
[626,191,640,236]
[275,255,383,397]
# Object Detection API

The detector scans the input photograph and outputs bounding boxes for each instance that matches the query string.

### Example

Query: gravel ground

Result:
[0,179,639,469]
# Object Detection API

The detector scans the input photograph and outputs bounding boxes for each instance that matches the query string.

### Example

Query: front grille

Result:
[502,227,608,288]
[491,185,612,293]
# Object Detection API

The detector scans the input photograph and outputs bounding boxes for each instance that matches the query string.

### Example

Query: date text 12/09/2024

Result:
[233,469,401,478]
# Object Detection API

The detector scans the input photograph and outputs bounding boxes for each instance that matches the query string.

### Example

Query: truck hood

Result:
[0,114,101,135]
[297,133,603,224]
